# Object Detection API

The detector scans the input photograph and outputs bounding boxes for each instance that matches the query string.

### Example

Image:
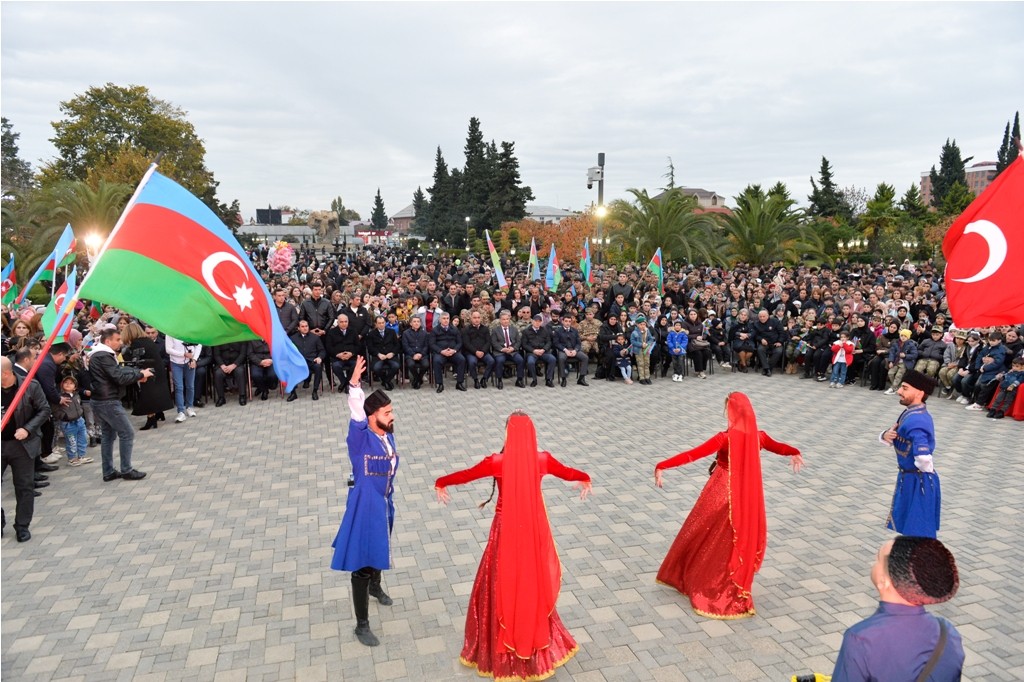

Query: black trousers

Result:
[213,366,247,400]
[2,440,35,531]
[250,365,278,392]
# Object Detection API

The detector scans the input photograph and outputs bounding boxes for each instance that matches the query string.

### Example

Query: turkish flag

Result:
[943,156,1024,326]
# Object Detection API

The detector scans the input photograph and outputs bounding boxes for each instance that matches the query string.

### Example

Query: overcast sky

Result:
[3,2,1022,222]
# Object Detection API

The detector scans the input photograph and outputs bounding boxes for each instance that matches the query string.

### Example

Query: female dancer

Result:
[654,392,802,618]
[435,412,591,681]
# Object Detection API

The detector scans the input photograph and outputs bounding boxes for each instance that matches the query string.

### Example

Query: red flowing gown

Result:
[655,430,799,619]
[436,452,590,682]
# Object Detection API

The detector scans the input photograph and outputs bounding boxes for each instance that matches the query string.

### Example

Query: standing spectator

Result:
[52,375,92,466]
[89,327,153,482]
[34,342,69,466]
[630,315,656,385]
[166,335,201,422]
[122,322,173,430]
[289,320,326,401]
[274,288,299,336]
[300,281,332,339]
[667,319,689,382]
[830,330,855,388]
[1,357,51,541]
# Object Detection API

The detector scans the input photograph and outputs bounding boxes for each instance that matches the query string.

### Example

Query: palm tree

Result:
[608,188,718,265]
[47,179,132,235]
[716,189,826,266]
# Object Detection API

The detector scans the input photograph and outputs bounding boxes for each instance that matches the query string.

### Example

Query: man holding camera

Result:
[89,327,153,482]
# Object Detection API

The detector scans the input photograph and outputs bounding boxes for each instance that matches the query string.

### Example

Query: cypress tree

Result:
[370,188,388,230]
[486,141,534,226]
[808,156,853,222]
[411,186,427,233]
[928,139,970,208]
[461,117,489,234]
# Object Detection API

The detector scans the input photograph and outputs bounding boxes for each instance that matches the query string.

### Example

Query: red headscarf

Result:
[724,392,767,599]
[496,413,561,659]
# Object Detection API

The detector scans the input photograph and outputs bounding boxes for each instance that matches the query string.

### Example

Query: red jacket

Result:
[831,340,855,364]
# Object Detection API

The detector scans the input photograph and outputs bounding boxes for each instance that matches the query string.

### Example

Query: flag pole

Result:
[1,158,161,432]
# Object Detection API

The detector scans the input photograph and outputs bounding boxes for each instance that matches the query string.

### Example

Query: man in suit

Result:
[401,316,429,389]
[490,309,524,389]
[325,313,362,392]
[428,311,466,393]
[552,311,590,387]
[1,357,52,542]
[213,341,249,406]
[365,315,401,391]
[521,314,556,387]
[288,320,326,401]
[462,310,495,389]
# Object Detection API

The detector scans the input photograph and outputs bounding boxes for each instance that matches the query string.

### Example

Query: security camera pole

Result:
[587,153,605,264]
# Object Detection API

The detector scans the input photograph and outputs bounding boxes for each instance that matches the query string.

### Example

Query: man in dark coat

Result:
[551,311,590,386]
[325,313,362,392]
[246,339,277,400]
[1,357,52,542]
[274,288,298,336]
[461,310,495,389]
[490,310,524,389]
[752,309,785,376]
[364,316,401,391]
[401,316,430,389]
[213,341,249,406]
[521,314,556,387]
[289,320,326,401]
[34,343,69,467]
[428,311,465,393]
[300,281,333,338]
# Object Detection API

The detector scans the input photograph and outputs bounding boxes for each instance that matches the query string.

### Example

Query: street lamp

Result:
[588,153,606,263]
[465,216,471,248]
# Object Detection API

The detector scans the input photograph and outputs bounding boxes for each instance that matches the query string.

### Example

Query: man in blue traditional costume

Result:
[330,356,398,647]
[880,369,941,538]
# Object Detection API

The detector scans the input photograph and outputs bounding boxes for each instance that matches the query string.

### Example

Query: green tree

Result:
[859,183,898,249]
[506,227,521,250]
[485,141,534,229]
[928,138,971,208]
[2,117,33,197]
[330,196,360,225]
[898,184,929,221]
[411,186,427,233]
[767,181,790,202]
[717,189,824,266]
[939,181,974,217]
[608,188,718,265]
[461,117,490,233]
[996,111,1021,175]
[425,146,454,243]
[808,156,853,223]
[662,157,676,191]
[370,188,388,230]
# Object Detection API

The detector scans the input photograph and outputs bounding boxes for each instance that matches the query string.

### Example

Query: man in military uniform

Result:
[578,307,602,360]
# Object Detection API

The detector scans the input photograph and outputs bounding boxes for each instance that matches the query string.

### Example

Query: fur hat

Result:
[362,389,392,417]
[901,369,936,396]
[888,536,959,605]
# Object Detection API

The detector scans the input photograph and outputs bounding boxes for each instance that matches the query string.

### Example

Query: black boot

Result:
[351,570,380,647]
[140,415,158,431]
[369,569,393,605]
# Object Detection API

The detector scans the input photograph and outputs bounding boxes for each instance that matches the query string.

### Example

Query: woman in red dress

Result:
[654,392,803,619]
[435,412,592,681]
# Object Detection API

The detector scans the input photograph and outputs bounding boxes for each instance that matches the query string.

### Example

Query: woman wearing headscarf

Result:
[435,413,592,681]
[654,392,803,619]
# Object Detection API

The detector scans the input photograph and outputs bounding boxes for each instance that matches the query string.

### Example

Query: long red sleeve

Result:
[541,452,590,482]
[758,431,800,457]
[435,455,496,488]
[655,432,728,471]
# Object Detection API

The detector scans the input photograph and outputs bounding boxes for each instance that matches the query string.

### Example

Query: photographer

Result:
[121,322,173,431]
[89,327,153,482]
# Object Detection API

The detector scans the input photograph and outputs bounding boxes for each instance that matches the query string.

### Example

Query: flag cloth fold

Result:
[485,230,508,289]
[545,244,562,292]
[580,239,594,285]
[42,267,77,341]
[1,255,18,305]
[942,156,1024,326]
[647,247,664,294]
[528,237,541,282]
[78,171,309,392]
[16,223,76,304]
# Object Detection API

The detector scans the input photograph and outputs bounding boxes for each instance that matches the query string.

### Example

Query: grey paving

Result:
[2,370,1021,681]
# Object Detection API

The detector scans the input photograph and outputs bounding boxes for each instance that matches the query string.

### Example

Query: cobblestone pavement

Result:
[3,368,1021,681]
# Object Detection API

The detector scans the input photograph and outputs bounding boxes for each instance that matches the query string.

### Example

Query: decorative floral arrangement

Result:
[267,241,295,274]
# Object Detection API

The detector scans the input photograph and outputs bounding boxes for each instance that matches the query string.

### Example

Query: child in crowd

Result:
[610,332,633,385]
[630,316,656,385]
[667,319,689,382]
[830,330,855,388]
[987,356,1024,419]
[52,375,94,467]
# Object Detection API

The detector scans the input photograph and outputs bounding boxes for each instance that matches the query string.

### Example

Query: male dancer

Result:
[330,356,397,646]
[880,369,940,538]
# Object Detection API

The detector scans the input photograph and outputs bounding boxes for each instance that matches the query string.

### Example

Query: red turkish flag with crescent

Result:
[942,156,1024,327]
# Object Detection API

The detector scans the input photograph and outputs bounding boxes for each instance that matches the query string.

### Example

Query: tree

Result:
[939,181,974,217]
[425,146,454,243]
[485,141,534,228]
[461,117,490,233]
[898,184,929,222]
[767,181,790,202]
[927,138,971,208]
[662,157,676,191]
[2,117,33,197]
[330,196,360,225]
[807,156,853,223]
[608,188,718,265]
[370,188,388,230]
[411,186,427,233]
[859,183,898,248]
[996,111,1021,175]
[717,189,824,266]
[838,185,870,219]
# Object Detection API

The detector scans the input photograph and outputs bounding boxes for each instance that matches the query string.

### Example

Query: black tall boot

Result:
[369,569,393,605]
[351,570,379,647]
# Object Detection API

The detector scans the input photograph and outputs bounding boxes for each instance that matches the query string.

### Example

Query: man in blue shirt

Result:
[832,536,963,681]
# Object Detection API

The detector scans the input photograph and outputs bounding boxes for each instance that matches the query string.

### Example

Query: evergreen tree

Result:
[928,139,970,208]
[448,168,466,246]
[370,188,388,230]
[662,157,676,191]
[767,181,791,202]
[1013,112,1022,166]
[898,185,929,222]
[939,181,974,217]
[486,141,534,227]
[461,117,490,234]
[1,117,33,197]
[807,156,853,222]
[860,183,898,246]
[997,111,1021,175]
[425,147,452,242]
[411,186,427,233]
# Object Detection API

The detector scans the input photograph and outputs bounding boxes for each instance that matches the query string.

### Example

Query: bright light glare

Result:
[84,233,104,250]
[594,205,608,218]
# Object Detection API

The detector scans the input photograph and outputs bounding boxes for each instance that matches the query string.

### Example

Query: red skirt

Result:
[461,510,579,681]
[656,467,757,618]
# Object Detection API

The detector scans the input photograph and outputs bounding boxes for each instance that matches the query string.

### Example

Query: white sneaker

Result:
[956,396,969,405]
[884,388,895,395]
[965,403,984,411]
[175,412,187,423]
[721,362,732,369]
[185,407,197,418]
[837,383,844,388]
[41,453,62,464]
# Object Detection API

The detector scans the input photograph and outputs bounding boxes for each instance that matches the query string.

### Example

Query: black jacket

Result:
[289,331,326,361]
[300,297,333,332]
[344,305,371,338]
[325,327,362,359]
[213,342,248,367]
[598,321,622,351]
[35,354,63,405]
[247,340,272,366]
[551,325,582,353]
[89,347,145,401]
[3,376,51,458]
[365,327,401,358]
[429,325,462,354]
[276,302,299,336]
[402,327,429,357]
[752,317,786,347]
[461,324,492,355]
[521,324,552,354]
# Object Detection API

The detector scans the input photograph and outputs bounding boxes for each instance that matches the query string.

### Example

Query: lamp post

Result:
[587,153,606,264]
[465,216,471,249]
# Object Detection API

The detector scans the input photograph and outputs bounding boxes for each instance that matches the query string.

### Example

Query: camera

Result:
[121,347,151,369]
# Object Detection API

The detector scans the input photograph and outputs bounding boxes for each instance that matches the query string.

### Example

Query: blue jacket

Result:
[667,329,689,356]
[630,327,655,356]
[977,343,1007,383]
[887,338,918,369]
[1000,368,1024,390]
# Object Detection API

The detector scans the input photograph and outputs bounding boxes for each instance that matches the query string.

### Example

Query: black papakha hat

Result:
[363,389,392,417]
[888,536,959,605]
[901,369,936,396]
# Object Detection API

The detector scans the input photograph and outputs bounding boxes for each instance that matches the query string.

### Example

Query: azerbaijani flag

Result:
[528,237,541,282]
[545,243,562,292]
[579,238,594,285]
[16,223,76,304]
[78,169,309,392]
[88,300,102,321]
[42,267,77,341]
[485,230,508,289]
[647,247,664,294]
[1,255,18,305]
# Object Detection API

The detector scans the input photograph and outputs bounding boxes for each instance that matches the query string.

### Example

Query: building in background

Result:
[919,161,996,206]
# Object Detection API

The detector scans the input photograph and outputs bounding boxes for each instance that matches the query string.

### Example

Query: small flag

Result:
[647,247,664,294]
[16,224,76,303]
[579,239,594,285]
[485,230,508,289]
[88,300,102,320]
[42,267,77,341]
[942,155,1024,326]
[528,237,541,282]
[545,244,562,292]
[1,255,18,305]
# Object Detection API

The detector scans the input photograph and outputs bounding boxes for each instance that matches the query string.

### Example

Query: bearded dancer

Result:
[654,392,803,619]
[880,369,941,539]
[330,356,398,647]
[435,412,592,681]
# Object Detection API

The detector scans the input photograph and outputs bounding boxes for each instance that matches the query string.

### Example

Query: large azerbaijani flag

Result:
[1,255,18,305]
[485,230,508,289]
[78,170,309,391]
[646,247,664,294]
[528,237,541,281]
[16,224,76,304]
[544,243,562,292]
[42,267,77,341]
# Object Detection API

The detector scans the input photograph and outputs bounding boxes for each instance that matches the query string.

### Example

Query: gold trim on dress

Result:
[458,644,579,682]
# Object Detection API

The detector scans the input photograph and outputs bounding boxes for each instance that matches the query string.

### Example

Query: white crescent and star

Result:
[201,252,255,311]
[953,220,1008,284]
